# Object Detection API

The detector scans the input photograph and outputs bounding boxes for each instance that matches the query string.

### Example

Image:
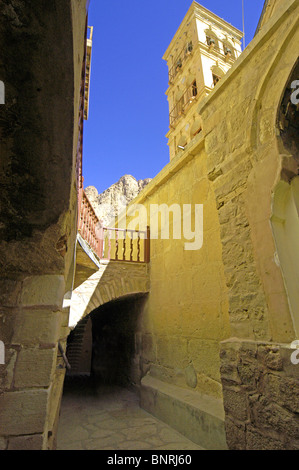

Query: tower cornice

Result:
[163,1,243,62]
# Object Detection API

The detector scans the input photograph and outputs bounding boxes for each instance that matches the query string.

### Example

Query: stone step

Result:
[140,375,227,450]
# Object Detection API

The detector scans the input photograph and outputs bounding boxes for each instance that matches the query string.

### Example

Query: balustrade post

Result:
[145,226,150,263]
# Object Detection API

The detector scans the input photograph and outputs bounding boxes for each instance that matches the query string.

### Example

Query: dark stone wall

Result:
[0,0,76,274]
[0,0,88,449]
[220,339,299,450]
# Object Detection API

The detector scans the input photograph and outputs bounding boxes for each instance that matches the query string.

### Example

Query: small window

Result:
[206,36,216,47]
[176,58,182,71]
[192,80,197,97]
[223,44,235,59]
[212,74,221,87]
[185,41,193,55]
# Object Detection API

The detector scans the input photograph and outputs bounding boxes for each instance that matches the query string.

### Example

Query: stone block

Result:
[225,416,246,450]
[205,130,219,154]
[222,386,249,421]
[12,310,62,346]
[189,339,221,382]
[21,275,65,308]
[246,425,286,450]
[249,394,299,439]
[0,349,17,391]
[14,347,56,389]
[196,373,223,398]
[0,389,49,435]
[0,438,7,450]
[0,279,22,307]
[237,362,257,390]
[220,363,241,386]
[257,345,283,371]
[156,336,189,370]
[280,346,299,379]
[220,339,241,364]
[259,373,299,414]
[8,434,44,450]
[0,309,19,345]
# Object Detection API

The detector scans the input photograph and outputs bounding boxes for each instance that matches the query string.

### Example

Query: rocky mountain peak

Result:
[85,175,151,226]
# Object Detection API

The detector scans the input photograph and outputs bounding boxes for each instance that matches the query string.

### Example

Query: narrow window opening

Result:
[212,74,221,87]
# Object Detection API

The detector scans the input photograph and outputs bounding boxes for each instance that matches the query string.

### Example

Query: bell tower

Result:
[163,1,243,160]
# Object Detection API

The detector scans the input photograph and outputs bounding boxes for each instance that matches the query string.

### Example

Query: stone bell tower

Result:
[163,1,243,160]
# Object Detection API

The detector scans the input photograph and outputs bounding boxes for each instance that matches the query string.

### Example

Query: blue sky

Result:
[83,0,265,193]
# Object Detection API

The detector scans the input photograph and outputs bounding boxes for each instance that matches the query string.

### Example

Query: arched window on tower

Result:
[223,40,235,59]
[205,30,219,50]
[211,65,225,88]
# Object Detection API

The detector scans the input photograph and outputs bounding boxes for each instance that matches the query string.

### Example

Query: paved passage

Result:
[57,377,203,450]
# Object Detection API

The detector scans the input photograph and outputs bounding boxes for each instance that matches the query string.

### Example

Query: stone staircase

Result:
[66,316,92,375]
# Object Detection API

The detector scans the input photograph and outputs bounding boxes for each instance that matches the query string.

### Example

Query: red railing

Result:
[76,21,88,201]
[75,23,150,264]
[78,190,103,258]
[78,191,150,263]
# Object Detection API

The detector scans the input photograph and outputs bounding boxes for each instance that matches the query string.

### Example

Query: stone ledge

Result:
[140,375,227,450]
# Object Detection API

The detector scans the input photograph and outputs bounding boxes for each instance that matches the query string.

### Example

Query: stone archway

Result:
[68,261,149,328]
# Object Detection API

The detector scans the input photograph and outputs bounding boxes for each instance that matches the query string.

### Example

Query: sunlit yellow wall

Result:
[117,135,230,399]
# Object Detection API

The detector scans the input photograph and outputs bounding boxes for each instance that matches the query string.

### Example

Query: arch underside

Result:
[69,261,149,328]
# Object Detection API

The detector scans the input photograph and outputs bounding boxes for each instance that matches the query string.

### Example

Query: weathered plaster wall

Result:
[0,0,88,450]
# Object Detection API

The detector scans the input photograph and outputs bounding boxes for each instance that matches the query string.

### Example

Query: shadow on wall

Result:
[90,294,147,388]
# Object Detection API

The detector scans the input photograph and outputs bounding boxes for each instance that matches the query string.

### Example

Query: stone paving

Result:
[57,376,204,450]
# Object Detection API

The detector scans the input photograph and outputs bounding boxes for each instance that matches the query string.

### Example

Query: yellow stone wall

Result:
[117,135,230,399]
[197,0,299,344]
[115,0,299,408]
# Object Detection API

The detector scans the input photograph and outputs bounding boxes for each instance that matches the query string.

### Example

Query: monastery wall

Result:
[116,0,299,449]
